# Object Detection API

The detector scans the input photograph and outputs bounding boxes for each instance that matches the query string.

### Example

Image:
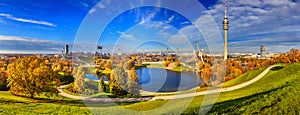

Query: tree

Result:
[97,74,106,93]
[137,59,142,66]
[127,67,140,96]
[74,65,85,93]
[109,66,127,96]
[0,68,8,91]
[233,68,243,78]
[198,61,204,70]
[201,63,212,86]
[104,61,112,70]
[7,56,60,98]
[164,61,170,67]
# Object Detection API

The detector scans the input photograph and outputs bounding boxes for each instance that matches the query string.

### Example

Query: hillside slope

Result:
[205,64,300,114]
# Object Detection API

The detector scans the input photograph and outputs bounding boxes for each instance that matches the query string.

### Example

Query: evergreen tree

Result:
[109,66,127,96]
[127,67,140,96]
[74,65,85,93]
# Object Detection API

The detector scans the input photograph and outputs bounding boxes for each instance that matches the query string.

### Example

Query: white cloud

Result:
[0,35,66,54]
[163,26,171,29]
[158,29,170,38]
[0,35,56,43]
[88,8,96,14]
[166,15,175,23]
[88,2,107,14]
[138,12,157,25]
[97,3,106,8]
[117,31,140,42]
[0,36,29,41]
[171,0,300,53]
[0,13,56,27]
[80,2,89,8]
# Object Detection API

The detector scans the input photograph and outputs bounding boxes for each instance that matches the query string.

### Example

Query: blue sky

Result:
[0,0,299,54]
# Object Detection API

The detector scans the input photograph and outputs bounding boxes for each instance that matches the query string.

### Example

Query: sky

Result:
[0,0,299,54]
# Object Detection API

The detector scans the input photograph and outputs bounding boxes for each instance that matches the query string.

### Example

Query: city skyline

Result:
[0,0,299,54]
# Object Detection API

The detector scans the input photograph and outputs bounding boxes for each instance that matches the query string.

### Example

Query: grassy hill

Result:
[222,66,268,87]
[0,64,299,114]
[205,63,300,114]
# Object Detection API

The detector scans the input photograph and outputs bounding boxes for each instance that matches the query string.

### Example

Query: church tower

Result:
[223,1,229,60]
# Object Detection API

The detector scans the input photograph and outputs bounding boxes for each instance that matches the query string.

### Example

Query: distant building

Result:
[117,48,122,56]
[64,44,69,54]
[260,45,266,58]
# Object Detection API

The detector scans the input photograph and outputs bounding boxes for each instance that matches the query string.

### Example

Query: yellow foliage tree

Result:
[74,65,85,93]
[7,56,60,98]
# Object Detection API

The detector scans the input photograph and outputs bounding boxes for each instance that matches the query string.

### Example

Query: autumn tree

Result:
[127,67,140,96]
[104,61,112,70]
[7,56,60,98]
[277,54,291,64]
[201,63,212,86]
[198,61,204,70]
[74,65,85,93]
[288,48,300,63]
[137,58,143,66]
[0,68,8,91]
[110,66,127,96]
[233,68,243,78]
[97,74,106,93]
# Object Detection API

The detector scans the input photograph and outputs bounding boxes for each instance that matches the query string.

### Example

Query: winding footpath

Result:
[57,65,280,102]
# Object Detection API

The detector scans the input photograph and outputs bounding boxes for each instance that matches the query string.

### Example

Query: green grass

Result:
[0,91,93,114]
[78,56,95,64]
[146,63,164,68]
[222,66,269,87]
[1,64,300,114]
[83,67,96,74]
[205,63,300,114]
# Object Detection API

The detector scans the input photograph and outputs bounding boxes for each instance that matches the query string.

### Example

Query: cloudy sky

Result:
[0,0,299,54]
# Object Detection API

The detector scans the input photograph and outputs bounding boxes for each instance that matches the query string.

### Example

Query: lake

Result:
[86,68,201,92]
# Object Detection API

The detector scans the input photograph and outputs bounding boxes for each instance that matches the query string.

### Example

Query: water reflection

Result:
[86,68,201,92]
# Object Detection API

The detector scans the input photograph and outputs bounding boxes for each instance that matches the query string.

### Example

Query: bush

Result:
[59,74,74,85]
[84,89,96,96]
[164,61,170,67]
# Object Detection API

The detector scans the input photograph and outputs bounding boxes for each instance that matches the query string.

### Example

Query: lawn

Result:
[222,66,269,87]
[78,56,95,64]
[0,91,92,114]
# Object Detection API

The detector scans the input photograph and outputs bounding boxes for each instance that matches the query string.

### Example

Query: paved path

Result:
[58,65,279,102]
[57,85,153,102]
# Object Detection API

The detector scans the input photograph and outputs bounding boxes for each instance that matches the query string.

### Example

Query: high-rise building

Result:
[64,44,69,54]
[223,1,229,60]
[260,45,266,58]
[117,48,122,56]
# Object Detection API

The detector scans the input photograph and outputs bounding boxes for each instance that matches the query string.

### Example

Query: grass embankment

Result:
[139,63,189,72]
[83,67,96,74]
[222,66,269,87]
[78,56,95,64]
[123,64,300,114]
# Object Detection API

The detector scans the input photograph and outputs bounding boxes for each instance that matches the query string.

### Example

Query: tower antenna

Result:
[223,0,229,60]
